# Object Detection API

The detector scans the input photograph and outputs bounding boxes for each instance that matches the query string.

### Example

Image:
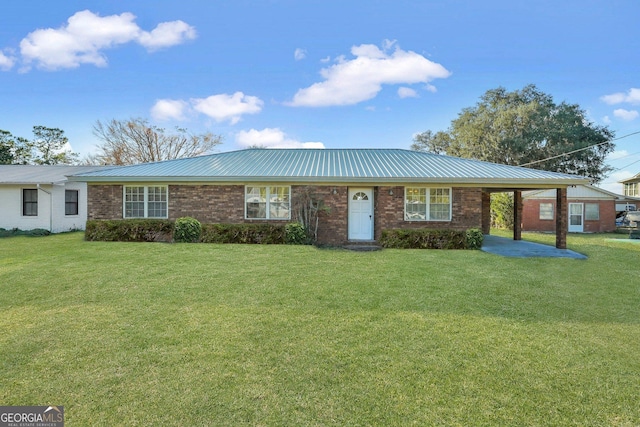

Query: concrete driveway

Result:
[481,235,587,259]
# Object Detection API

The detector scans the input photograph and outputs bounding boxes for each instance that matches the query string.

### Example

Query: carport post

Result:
[513,190,522,241]
[481,191,491,234]
[556,188,567,249]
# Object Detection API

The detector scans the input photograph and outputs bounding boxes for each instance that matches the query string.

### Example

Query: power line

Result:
[518,130,640,167]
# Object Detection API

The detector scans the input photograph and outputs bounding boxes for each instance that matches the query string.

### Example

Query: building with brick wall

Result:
[69,149,589,248]
[522,185,638,233]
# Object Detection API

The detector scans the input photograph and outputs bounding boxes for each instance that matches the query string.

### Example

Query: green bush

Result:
[0,228,51,238]
[173,217,202,243]
[85,219,174,242]
[200,223,287,244]
[285,222,309,245]
[491,192,514,229]
[465,228,484,249]
[380,228,470,249]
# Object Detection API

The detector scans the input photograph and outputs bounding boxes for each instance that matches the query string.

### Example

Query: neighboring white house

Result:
[0,165,112,233]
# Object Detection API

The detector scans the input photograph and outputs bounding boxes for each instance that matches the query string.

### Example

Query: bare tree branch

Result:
[90,118,223,165]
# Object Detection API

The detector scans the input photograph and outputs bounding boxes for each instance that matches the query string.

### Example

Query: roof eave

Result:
[69,175,590,187]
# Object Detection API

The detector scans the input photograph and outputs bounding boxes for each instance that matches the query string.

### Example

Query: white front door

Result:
[349,188,374,240]
[568,203,584,232]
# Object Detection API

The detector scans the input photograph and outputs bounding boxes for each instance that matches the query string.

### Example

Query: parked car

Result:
[618,211,640,228]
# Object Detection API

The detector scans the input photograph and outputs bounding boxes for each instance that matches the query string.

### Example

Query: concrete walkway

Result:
[481,235,587,259]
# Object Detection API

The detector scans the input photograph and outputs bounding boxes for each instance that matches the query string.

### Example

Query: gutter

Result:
[36,184,53,233]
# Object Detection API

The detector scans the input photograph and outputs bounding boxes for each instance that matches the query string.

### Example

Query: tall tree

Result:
[0,129,32,164]
[91,118,223,165]
[0,130,16,164]
[411,84,615,184]
[30,126,78,165]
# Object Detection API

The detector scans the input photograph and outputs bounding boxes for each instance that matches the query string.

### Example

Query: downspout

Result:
[36,184,53,233]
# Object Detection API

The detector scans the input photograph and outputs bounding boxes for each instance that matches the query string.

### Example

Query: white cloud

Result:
[602,115,611,124]
[236,128,325,149]
[137,20,196,51]
[601,88,640,105]
[398,87,418,98]
[0,50,15,70]
[287,40,451,107]
[18,10,196,70]
[613,108,639,121]
[151,99,189,121]
[600,170,636,194]
[424,83,437,93]
[611,170,636,182]
[608,150,629,161]
[191,92,263,124]
[294,48,306,61]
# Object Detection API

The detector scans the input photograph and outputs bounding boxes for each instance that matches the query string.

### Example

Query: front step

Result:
[343,241,382,251]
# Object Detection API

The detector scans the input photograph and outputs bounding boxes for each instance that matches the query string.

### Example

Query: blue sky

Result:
[1,0,639,192]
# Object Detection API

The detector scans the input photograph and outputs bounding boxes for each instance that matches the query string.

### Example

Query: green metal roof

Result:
[68,149,589,186]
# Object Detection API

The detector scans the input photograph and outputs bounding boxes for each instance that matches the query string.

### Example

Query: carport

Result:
[481,187,570,249]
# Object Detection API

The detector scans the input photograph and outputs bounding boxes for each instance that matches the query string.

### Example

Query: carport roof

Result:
[68,148,590,187]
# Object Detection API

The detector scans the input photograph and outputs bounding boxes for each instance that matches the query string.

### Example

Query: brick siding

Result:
[169,185,245,222]
[87,185,123,219]
[87,184,484,245]
[523,198,616,233]
[375,186,482,238]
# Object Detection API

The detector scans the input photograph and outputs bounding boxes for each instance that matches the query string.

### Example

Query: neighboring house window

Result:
[123,186,168,218]
[404,187,451,221]
[585,203,600,221]
[22,189,38,216]
[539,203,554,220]
[245,186,290,219]
[624,182,639,197]
[65,190,79,215]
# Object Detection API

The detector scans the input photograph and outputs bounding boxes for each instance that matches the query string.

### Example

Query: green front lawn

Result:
[1,233,639,426]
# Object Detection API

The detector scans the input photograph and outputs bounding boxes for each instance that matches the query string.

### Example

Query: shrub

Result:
[200,223,287,244]
[28,228,51,236]
[491,192,514,230]
[380,229,470,249]
[85,219,174,242]
[465,228,484,249]
[285,222,309,245]
[173,217,202,243]
[0,228,51,238]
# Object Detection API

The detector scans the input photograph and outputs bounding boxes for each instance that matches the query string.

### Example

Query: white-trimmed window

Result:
[624,182,639,197]
[539,203,554,220]
[585,203,600,221]
[404,187,451,221]
[65,190,79,216]
[22,189,38,216]
[124,186,168,218]
[245,186,290,219]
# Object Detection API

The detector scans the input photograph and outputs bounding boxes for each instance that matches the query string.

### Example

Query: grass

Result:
[1,232,639,426]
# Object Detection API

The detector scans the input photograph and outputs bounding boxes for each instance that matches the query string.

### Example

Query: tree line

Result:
[1,126,78,165]
[1,119,222,166]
